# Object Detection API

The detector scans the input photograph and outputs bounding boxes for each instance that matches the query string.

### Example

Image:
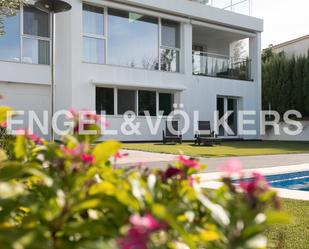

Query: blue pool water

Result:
[264,171,309,191]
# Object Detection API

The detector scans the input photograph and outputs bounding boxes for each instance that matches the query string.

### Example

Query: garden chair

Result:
[162,120,182,144]
[195,121,221,146]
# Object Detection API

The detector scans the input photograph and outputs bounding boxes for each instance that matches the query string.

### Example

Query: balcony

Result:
[192,51,252,81]
[189,0,252,16]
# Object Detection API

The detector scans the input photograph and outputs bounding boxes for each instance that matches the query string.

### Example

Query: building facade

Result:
[0,0,263,141]
[269,34,309,58]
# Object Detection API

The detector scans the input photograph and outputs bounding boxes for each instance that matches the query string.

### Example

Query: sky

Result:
[252,0,309,48]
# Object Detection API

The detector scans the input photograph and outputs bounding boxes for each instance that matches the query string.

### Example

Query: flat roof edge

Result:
[111,0,263,32]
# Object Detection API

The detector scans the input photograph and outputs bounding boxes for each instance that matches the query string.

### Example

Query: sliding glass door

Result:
[216,96,239,137]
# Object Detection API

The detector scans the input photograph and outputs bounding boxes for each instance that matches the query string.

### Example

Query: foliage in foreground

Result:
[0,108,288,249]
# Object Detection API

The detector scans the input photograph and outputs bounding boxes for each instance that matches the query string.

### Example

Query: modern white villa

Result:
[0,0,263,141]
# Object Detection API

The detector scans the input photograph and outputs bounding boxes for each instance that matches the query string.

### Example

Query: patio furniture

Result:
[195,121,221,146]
[163,120,182,144]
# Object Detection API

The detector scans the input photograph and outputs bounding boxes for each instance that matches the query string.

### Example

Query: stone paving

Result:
[117,150,309,173]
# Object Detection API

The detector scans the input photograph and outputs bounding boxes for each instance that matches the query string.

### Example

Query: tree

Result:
[0,0,25,35]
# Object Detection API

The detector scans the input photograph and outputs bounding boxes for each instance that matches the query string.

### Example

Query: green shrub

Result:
[0,108,287,249]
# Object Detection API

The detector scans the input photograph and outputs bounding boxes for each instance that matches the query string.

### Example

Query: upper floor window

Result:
[82,3,181,73]
[23,6,50,65]
[108,8,159,69]
[0,5,50,65]
[160,20,180,72]
[83,4,106,64]
[0,9,20,62]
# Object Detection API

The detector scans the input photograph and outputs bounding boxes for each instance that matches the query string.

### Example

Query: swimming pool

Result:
[263,171,309,191]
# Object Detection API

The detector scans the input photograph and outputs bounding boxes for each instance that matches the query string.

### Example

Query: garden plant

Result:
[0,106,288,249]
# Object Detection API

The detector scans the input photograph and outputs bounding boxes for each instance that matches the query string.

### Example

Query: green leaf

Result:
[14,135,27,160]
[92,141,121,165]
[0,149,7,162]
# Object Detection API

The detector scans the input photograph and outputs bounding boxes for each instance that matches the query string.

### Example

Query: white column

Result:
[249,32,262,139]
[182,22,193,76]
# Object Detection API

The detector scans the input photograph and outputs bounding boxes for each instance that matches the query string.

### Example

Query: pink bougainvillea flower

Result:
[161,167,184,181]
[219,158,242,175]
[26,133,43,145]
[61,144,83,156]
[114,152,129,159]
[177,155,200,169]
[189,175,196,187]
[81,153,94,164]
[67,108,78,119]
[117,227,149,249]
[117,214,167,249]
[130,213,161,230]
[240,172,269,196]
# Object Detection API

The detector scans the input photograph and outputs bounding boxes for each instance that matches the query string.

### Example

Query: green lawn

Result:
[123,141,309,157]
[266,199,309,249]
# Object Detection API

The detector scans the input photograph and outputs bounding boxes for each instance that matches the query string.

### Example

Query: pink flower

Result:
[61,144,83,156]
[177,155,200,169]
[117,214,167,249]
[219,158,242,175]
[81,153,94,164]
[26,133,43,145]
[130,214,161,230]
[161,167,184,181]
[67,108,78,119]
[114,152,129,159]
[240,172,270,196]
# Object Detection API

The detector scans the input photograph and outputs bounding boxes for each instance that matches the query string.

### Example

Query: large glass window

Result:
[138,90,156,116]
[0,11,20,62]
[23,38,50,64]
[159,93,173,116]
[96,87,114,115]
[83,4,106,63]
[160,19,180,72]
[23,6,49,37]
[118,89,136,115]
[23,6,50,65]
[108,8,159,69]
[83,4,104,36]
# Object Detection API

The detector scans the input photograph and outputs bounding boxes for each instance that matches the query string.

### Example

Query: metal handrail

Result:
[190,0,252,16]
[192,50,252,80]
[192,50,250,62]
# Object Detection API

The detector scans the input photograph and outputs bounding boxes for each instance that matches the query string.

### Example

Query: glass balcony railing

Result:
[189,0,252,16]
[192,51,252,81]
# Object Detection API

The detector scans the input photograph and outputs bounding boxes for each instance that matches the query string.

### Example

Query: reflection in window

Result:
[160,49,179,72]
[161,19,180,72]
[159,93,173,116]
[118,89,136,115]
[0,11,20,62]
[96,87,114,115]
[108,8,159,69]
[23,6,50,37]
[83,37,105,64]
[22,38,50,65]
[138,90,156,116]
[83,4,104,35]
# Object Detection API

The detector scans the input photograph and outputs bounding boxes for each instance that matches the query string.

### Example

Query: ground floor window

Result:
[96,87,114,115]
[138,90,156,116]
[159,93,174,116]
[95,87,174,116]
[118,89,136,115]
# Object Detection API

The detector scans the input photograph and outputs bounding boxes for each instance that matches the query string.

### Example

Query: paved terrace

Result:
[117,150,309,172]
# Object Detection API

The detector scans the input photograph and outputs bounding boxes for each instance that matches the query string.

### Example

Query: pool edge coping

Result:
[198,163,309,201]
